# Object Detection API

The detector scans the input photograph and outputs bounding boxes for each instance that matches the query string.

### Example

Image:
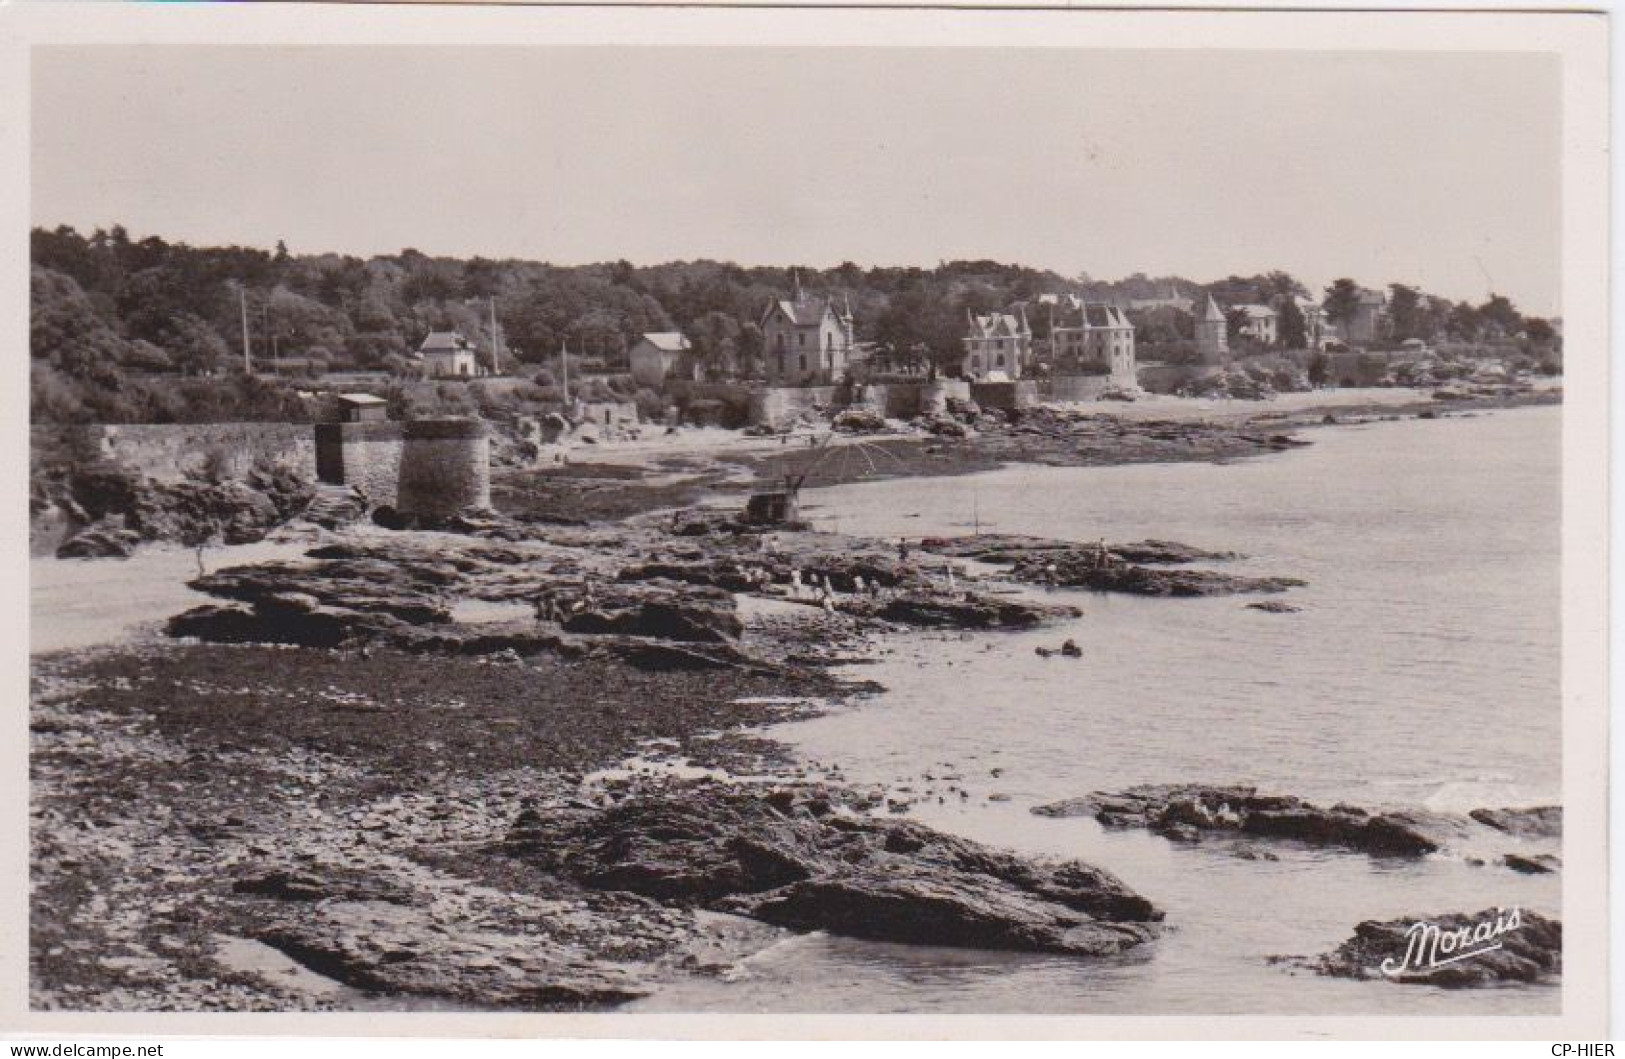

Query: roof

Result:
[1237,304,1277,320]
[419,331,471,353]
[636,332,691,353]
[1057,303,1130,331]
[1201,295,1226,322]
[336,393,387,406]
[767,291,852,328]
[966,310,1029,339]
[770,298,836,328]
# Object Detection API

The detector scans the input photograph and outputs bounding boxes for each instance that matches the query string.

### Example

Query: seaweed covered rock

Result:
[1033,784,1453,856]
[921,534,1242,566]
[504,782,1161,957]
[1018,561,1304,597]
[542,580,743,643]
[870,592,1082,630]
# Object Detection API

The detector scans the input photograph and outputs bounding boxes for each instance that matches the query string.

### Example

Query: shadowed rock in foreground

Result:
[504,782,1162,957]
[1275,908,1561,987]
[1033,784,1457,856]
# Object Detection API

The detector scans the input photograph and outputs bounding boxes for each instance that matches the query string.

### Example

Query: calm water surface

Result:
[634,406,1561,1015]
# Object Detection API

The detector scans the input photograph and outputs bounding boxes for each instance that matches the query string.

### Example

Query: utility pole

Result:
[559,338,570,405]
[489,296,502,376]
[237,285,252,374]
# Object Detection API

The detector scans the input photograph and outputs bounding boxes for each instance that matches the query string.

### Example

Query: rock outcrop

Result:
[1278,908,1560,987]
[249,895,651,1010]
[1470,805,1562,839]
[504,783,1161,957]
[867,593,1082,629]
[541,580,743,643]
[922,534,1243,566]
[1033,784,1454,856]
[1503,853,1561,875]
[55,518,142,559]
[1020,562,1305,597]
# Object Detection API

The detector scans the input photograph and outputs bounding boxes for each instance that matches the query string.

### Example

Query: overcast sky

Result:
[32,46,1561,314]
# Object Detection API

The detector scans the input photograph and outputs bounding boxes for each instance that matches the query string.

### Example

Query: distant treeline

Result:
[30,224,1555,424]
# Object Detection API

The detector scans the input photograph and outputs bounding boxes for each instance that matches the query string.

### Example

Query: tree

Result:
[1524,317,1557,345]
[1448,301,1483,342]
[687,311,743,379]
[161,313,231,376]
[1477,293,1523,338]
[1323,279,1363,345]
[1224,307,1252,348]
[1387,284,1422,342]
[1263,271,1307,304]
[1278,298,1308,350]
[1307,351,1330,387]
[30,267,130,386]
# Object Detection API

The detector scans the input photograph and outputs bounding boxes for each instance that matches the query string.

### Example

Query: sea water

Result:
[634,406,1562,1015]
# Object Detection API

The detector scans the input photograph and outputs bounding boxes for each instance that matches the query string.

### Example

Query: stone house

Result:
[1328,289,1388,346]
[1050,299,1136,383]
[417,331,479,379]
[628,332,694,390]
[961,307,1032,381]
[1234,304,1279,346]
[761,279,855,386]
[1294,296,1331,350]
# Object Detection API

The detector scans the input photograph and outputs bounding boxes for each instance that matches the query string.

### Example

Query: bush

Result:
[633,387,668,422]
[194,445,235,484]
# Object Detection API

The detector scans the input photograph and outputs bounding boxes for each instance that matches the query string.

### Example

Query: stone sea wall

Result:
[33,423,316,483]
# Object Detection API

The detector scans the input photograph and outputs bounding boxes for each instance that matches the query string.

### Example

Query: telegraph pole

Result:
[489,296,502,375]
[238,286,252,374]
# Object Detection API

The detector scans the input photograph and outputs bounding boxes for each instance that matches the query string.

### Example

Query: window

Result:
[799,354,807,371]
[996,354,1005,367]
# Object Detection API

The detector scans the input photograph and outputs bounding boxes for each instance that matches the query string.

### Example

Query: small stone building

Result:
[628,332,694,389]
[335,393,389,423]
[418,332,479,379]
[1196,295,1229,360]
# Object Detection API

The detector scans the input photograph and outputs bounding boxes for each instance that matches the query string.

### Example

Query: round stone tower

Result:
[395,418,491,523]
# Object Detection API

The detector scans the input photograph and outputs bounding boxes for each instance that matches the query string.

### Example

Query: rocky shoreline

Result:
[30,397,1562,1011]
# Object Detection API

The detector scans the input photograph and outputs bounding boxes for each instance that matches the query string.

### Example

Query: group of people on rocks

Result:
[536,576,599,624]
[785,568,884,613]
